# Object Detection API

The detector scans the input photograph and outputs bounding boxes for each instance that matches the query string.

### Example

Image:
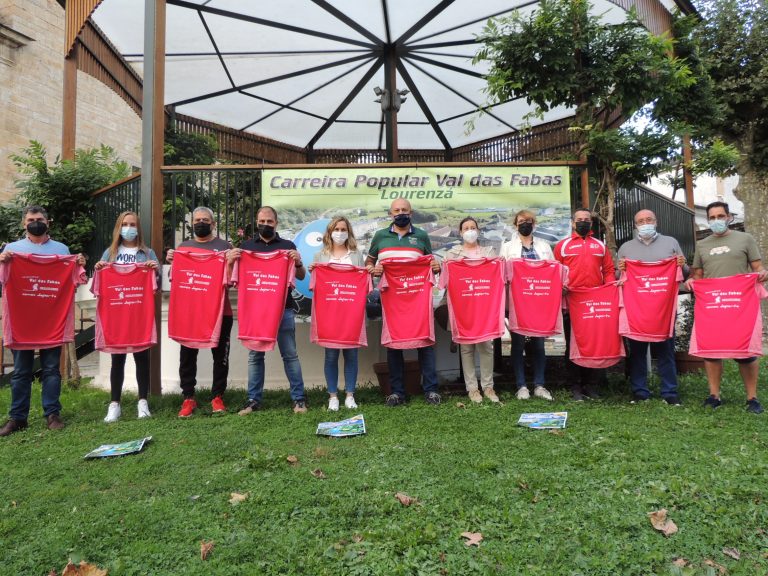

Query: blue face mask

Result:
[121,226,138,241]
[709,219,728,235]
[637,224,656,239]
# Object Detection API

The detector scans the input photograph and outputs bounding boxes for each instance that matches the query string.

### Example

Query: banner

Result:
[262,165,571,314]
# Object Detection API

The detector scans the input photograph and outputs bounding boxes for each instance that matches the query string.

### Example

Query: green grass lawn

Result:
[1,363,767,575]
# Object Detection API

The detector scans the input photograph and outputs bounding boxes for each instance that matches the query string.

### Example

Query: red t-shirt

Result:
[92,263,157,354]
[232,250,296,352]
[310,263,371,348]
[168,250,228,349]
[379,255,436,349]
[689,273,768,358]
[567,282,625,368]
[619,258,683,342]
[0,254,85,350]
[439,258,505,344]
[506,258,568,337]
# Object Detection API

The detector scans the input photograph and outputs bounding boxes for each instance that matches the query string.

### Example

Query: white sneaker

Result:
[533,386,553,401]
[137,399,152,418]
[104,402,121,423]
[344,395,358,409]
[328,397,340,411]
[516,387,531,400]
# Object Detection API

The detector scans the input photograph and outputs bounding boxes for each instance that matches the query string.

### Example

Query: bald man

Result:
[617,209,687,405]
[366,199,442,407]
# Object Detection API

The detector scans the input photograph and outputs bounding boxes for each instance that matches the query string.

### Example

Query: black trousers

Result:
[111,349,151,402]
[179,315,233,398]
[562,311,603,388]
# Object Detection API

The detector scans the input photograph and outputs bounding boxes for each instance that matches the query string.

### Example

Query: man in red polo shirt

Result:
[554,208,616,400]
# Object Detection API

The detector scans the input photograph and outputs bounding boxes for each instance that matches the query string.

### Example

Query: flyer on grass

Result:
[84,436,152,459]
[517,412,568,429]
[316,414,366,437]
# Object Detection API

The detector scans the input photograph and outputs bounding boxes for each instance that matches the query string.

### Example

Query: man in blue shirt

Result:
[0,206,85,436]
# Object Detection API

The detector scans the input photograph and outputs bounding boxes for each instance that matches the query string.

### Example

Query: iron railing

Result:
[614,182,696,259]
[88,173,141,273]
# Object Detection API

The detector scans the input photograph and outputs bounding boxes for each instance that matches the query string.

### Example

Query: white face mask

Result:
[462,229,479,244]
[331,231,348,245]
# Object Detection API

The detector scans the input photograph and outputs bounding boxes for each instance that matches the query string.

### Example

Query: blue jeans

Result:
[387,346,438,398]
[627,336,678,399]
[247,308,305,403]
[9,347,62,420]
[324,348,358,394]
[511,333,546,388]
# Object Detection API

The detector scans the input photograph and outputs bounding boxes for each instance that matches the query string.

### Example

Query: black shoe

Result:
[292,400,308,414]
[583,386,601,400]
[385,394,405,407]
[237,399,261,416]
[746,397,764,414]
[46,414,65,430]
[664,395,682,406]
[571,385,586,402]
[631,393,650,404]
[703,395,722,409]
[0,419,28,437]
[425,392,442,405]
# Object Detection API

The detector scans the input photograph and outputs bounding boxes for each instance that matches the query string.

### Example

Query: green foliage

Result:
[8,141,130,253]
[475,0,693,130]
[164,128,218,166]
[2,373,768,575]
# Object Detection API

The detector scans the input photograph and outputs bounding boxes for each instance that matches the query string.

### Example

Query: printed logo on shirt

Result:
[115,253,138,264]
[178,269,212,291]
[458,275,491,297]
[579,299,613,319]
[21,274,61,299]
[322,280,359,303]
[704,287,742,310]
[109,284,145,306]
[709,246,731,256]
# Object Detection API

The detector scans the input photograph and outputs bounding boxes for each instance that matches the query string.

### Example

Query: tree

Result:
[686,0,768,260]
[474,0,694,252]
[9,141,130,254]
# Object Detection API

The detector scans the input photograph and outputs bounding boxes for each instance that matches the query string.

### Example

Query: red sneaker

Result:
[211,396,226,414]
[178,398,197,418]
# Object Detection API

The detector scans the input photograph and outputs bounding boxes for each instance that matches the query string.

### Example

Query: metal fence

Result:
[614,182,696,259]
[88,174,141,273]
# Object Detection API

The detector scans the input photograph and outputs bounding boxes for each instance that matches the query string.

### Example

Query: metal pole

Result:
[141,0,166,396]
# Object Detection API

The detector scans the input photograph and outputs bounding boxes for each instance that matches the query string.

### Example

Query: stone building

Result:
[0,0,141,202]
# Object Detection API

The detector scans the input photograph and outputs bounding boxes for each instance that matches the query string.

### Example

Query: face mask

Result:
[257,224,275,239]
[462,229,478,244]
[26,221,48,237]
[193,222,212,238]
[517,222,534,237]
[575,221,592,237]
[637,224,656,239]
[331,231,348,245]
[709,219,728,235]
[393,214,411,228]
[121,226,138,241]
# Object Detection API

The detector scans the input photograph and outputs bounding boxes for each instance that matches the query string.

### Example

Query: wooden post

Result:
[141,0,166,396]
[61,44,77,161]
[580,162,590,209]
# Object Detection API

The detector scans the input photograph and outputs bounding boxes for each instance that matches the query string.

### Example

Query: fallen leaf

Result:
[455,402,466,409]
[548,429,564,436]
[395,492,416,506]
[286,455,299,465]
[518,481,529,490]
[313,446,329,458]
[648,509,678,537]
[461,531,483,547]
[48,570,58,576]
[439,552,446,563]
[229,492,249,505]
[672,558,688,567]
[11,501,16,508]
[722,547,740,560]
[703,558,727,575]
[352,534,363,543]
[61,561,108,576]
[311,468,327,479]
[200,540,215,561]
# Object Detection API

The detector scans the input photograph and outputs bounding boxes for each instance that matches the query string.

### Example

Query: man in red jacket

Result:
[554,208,616,400]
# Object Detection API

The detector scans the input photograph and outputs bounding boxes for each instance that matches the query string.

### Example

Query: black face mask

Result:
[26,221,48,237]
[393,214,411,228]
[193,222,212,238]
[575,221,592,237]
[257,224,276,239]
[517,222,533,237]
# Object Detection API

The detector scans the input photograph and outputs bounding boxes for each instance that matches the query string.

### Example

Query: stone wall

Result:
[0,0,142,202]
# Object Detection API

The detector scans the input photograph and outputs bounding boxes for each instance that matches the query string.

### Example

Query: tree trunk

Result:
[593,169,619,257]
[732,159,768,331]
